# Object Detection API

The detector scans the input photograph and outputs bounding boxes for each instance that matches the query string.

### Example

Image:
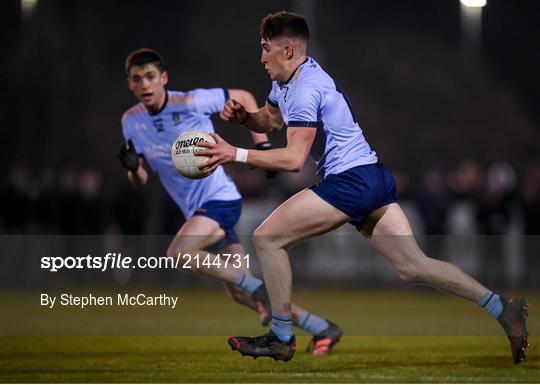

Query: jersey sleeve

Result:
[266,81,279,107]
[193,88,228,116]
[286,86,322,127]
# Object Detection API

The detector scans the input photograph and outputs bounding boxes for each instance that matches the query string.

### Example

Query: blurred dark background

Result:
[0,0,539,288]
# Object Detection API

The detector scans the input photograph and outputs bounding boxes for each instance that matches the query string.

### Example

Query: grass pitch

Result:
[0,289,538,383]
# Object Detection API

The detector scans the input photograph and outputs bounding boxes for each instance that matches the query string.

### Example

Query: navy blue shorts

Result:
[310,163,398,230]
[192,199,242,249]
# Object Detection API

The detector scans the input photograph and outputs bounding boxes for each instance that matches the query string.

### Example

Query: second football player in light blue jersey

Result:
[119,48,269,320]
[122,87,242,218]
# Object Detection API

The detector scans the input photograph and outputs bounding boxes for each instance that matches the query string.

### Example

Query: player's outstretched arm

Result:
[220,99,283,134]
[197,126,315,174]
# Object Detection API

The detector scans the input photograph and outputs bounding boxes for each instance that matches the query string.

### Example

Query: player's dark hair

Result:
[125,48,165,75]
[260,11,309,41]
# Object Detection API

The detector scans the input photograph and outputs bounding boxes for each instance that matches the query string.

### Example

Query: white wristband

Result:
[235,148,249,163]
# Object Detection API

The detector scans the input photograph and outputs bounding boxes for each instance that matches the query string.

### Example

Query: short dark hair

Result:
[125,48,165,75]
[260,11,309,41]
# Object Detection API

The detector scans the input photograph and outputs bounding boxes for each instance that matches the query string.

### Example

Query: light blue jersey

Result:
[267,57,378,178]
[122,89,241,218]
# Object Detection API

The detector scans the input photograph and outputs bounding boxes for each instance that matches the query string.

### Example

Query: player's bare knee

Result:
[166,243,197,260]
[254,222,291,250]
[252,233,273,254]
[253,225,279,251]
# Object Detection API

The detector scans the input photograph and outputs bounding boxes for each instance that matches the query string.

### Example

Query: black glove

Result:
[118,139,139,172]
[256,141,278,179]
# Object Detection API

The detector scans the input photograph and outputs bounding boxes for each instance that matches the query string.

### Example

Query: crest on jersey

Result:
[153,118,165,133]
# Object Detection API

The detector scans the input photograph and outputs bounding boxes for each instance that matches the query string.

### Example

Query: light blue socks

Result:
[235,272,263,294]
[271,311,293,342]
[298,310,329,336]
[478,290,503,318]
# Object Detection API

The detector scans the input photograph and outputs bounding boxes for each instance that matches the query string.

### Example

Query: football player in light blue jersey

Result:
[197,12,529,363]
[119,48,342,354]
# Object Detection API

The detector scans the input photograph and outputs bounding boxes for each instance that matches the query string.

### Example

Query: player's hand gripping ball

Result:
[171,131,216,179]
